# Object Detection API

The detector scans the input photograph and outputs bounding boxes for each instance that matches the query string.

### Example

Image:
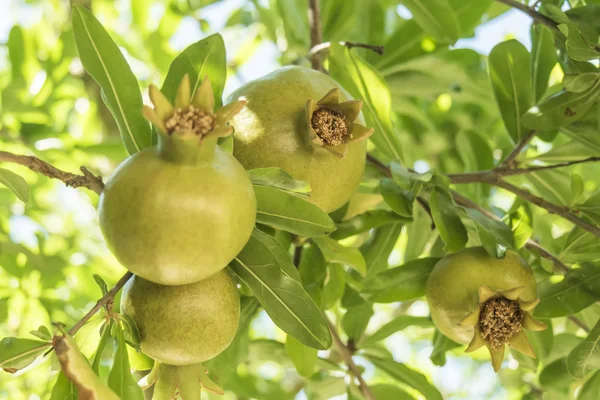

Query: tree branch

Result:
[68,272,133,336]
[309,41,385,57]
[0,151,104,194]
[568,315,590,333]
[494,0,560,34]
[326,317,376,400]
[500,130,538,168]
[366,155,570,273]
[308,0,323,71]
[448,157,600,183]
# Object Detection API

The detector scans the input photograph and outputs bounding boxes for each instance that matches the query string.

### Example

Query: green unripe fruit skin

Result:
[227,66,367,213]
[426,247,537,344]
[99,143,256,286]
[121,270,240,365]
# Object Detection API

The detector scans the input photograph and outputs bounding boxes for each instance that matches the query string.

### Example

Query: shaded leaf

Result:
[107,324,143,400]
[465,208,514,258]
[0,337,51,373]
[531,24,557,102]
[362,316,432,347]
[368,356,443,400]
[361,223,403,278]
[429,187,467,252]
[566,319,600,378]
[579,370,600,400]
[342,302,373,341]
[313,237,366,276]
[249,168,310,197]
[400,0,460,43]
[331,210,409,240]
[539,357,575,389]
[430,329,461,366]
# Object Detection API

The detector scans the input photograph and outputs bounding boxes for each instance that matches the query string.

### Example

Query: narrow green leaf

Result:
[560,229,600,264]
[488,39,532,143]
[248,168,311,197]
[230,230,332,349]
[0,168,29,203]
[313,237,366,277]
[362,257,439,303]
[370,384,416,400]
[322,264,346,310]
[92,274,108,297]
[430,329,461,366]
[539,358,574,389]
[329,43,404,161]
[465,208,514,258]
[0,337,51,373]
[91,321,111,374]
[429,187,467,252]
[523,84,600,131]
[72,5,152,154]
[368,356,443,400]
[254,185,336,237]
[380,178,414,217]
[405,205,436,262]
[361,223,403,278]
[342,302,373,341]
[331,210,409,240]
[107,324,144,400]
[285,335,317,377]
[535,262,600,318]
[579,370,600,400]
[400,0,460,43]
[30,326,52,341]
[252,228,301,283]
[566,319,600,378]
[362,316,432,347]
[531,24,557,102]
[507,204,532,249]
[564,72,600,93]
[49,371,77,400]
[161,33,227,108]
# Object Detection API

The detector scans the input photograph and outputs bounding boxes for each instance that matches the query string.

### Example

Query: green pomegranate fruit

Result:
[426,247,547,372]
[99,75,256,285]
[227,66,374,213]
[121,269,240,366]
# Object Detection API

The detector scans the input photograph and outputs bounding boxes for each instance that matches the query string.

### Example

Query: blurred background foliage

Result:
[1,0,600,399]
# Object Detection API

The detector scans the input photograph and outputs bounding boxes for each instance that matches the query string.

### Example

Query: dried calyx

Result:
[461,285,547,372]
[306,88,374,158]
[143,74,245,142]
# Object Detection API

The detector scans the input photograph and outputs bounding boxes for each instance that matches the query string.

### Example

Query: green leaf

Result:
[92,274,108,297]
[329,43,404,162]
[254,186,335,237]
[530,140,600,162]
[107,324,143,400]
[566,24,600,62]
[331,210,409,240]
[342,302,373,341]
[49,372,77,400]
[390,162,434,187]
[430,329,461,366]
[405,205,436,262]
[566,319,600,378]
[253,228,301,282]
[380,178,414,217]
[30,325,52,341]
[531,24,557,102]
[361,258,439,303]
[0,168,29,203]
[72,5,152,154]
[119,315,141,349]
[399,0,460,43]
[560,229,600,264]
[285,335,317,377]
[362,316,431,347]
[91,321,112,374]
[368,356,443,400]
[488,39,532,143]
[322,264,346,310]
[535,262,600,318]
[248,168,311,197]
[449,0,493,36]
[429,187,467,252]
[230,230,332,349]
[579,370,600,400]
[564,72,600,93]
[361,223,403,278]
[0,337,51,373]
[369,384,416,400]
[507,204,532,249]
[54,333,119,400]
[523,84,600,131]
[161,33,226,108]
[539,357,575,389]
[465,208,514,258]
[313,237,366,277]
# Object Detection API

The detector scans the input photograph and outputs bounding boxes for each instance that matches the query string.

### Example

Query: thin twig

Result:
[448,157,600,183]
[308,41,385,57]
[68,272,133,336]
[500,130,538,168]
[495,0,561,33]
[568,315,590,333]
[493,179,600,238]
[326,317,376,400]
[365,155,570,273]
[308,0,323,71]
[0,151,104,194]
